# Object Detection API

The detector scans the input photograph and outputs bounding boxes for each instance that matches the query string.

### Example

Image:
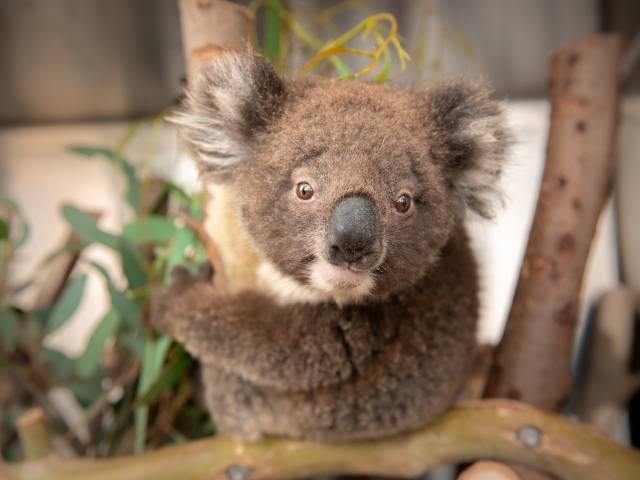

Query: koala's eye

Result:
[296,182,314,200]
[394,193,412,213]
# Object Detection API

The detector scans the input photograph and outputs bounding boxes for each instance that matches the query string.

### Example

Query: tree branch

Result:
[174,0,254,292]
[5,400,640,480]
[485,34,624,410]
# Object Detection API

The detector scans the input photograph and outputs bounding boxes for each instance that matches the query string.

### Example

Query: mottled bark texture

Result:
[485,34,624,410]
[6,400,640,480]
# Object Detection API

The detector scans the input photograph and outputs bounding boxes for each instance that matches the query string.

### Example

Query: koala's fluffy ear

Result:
[169,49,287,180]
[422,81,510,218]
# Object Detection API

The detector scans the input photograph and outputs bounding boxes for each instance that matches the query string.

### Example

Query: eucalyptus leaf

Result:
[134,335,171,452]
[76,309,121,378]
[0,219,8,241]
[119,239,148,290]
[13,218,31,250]
[62,205,120,249]
[24,314,43,345]
[0,197,30,248]
[135,354,192,408]
[263,1,282,62]
[68,375,105,406]
[90,261,140,329]
[123,216,177,244]
[0,309,19,353]
[108,285,140,330]
[164,228,207,283]
[68,145,140,210]
[119,335,145,358]
[83,234,148,292]
[47,274,88,333]
[41,347,75,379]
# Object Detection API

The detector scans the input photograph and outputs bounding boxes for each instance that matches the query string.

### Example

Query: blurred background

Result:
[1,0,639,473]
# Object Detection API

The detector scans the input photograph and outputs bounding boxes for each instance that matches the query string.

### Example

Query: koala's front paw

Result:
[170,262,214,286]
[150,263,214,340]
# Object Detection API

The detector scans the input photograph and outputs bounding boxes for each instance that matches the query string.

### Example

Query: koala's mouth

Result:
[306,257,379,304]
[313,262,372,291]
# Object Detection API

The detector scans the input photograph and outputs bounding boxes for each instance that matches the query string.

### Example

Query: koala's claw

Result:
[151,263,217,341]
[197,262,214,282]
[169,262,214,286]
[170,265,192,285]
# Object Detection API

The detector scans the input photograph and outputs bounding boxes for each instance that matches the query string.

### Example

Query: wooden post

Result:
[177,0,254,81]
[174,0,255,290]
[485,34,624,410]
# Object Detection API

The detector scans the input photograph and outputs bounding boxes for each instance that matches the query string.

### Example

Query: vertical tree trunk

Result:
[175,0,254,290]
[485,34,624,410]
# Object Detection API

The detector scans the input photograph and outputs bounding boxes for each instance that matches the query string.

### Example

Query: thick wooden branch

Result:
[485,34,624,410]
[5,400,640,480]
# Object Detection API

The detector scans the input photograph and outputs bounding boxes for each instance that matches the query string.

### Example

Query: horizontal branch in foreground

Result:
[4,400,640,480]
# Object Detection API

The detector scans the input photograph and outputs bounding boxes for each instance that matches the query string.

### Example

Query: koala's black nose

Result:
[328,195,379,266]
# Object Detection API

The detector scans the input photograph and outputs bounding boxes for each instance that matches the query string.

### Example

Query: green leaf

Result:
[0,309,19,353]
[119,335,145,358]
[123,216,177,244]
[62,205,120,249]
[263,2,282,62]
[108,285,140,330]
[135,354,192,408]
[68,375,104,406]
[88,261,141,329]
[119,239,148,290]
[24,314,43,345]
[0,219,8,240]
[47,274,88,333]
[41,347,75,378]
[0,197,30,248]
[14,218,31,250]
[76,309,121,378]
[164,228,207,283]
[134,335,171,452]
[68,146,140,210]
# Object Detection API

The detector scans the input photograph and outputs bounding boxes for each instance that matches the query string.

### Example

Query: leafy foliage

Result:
[302,13,410,81]
[0,140,211,460]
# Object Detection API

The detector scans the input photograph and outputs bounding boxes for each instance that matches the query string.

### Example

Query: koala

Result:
[152,48,509,441]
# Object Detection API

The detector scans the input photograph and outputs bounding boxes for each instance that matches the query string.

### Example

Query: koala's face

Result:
[173,50,508,304]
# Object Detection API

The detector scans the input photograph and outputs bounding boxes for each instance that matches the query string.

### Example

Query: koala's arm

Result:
[151,269,353,390]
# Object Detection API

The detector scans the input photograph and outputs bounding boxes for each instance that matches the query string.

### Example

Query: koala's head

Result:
[172,49,509,304]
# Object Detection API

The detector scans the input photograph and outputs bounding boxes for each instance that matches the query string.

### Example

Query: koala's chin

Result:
[310,261,375,300]
[257,259,376,306]
[157,47,511,442]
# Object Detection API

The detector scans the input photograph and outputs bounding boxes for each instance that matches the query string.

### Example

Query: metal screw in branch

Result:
[226,464,250,480]
[517,424,542,449]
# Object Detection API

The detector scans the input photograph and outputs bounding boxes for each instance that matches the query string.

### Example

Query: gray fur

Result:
[154,49,510,441]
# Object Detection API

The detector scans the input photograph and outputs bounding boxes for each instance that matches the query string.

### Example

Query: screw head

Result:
[226,464,250,480]
[517,425,542,448]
